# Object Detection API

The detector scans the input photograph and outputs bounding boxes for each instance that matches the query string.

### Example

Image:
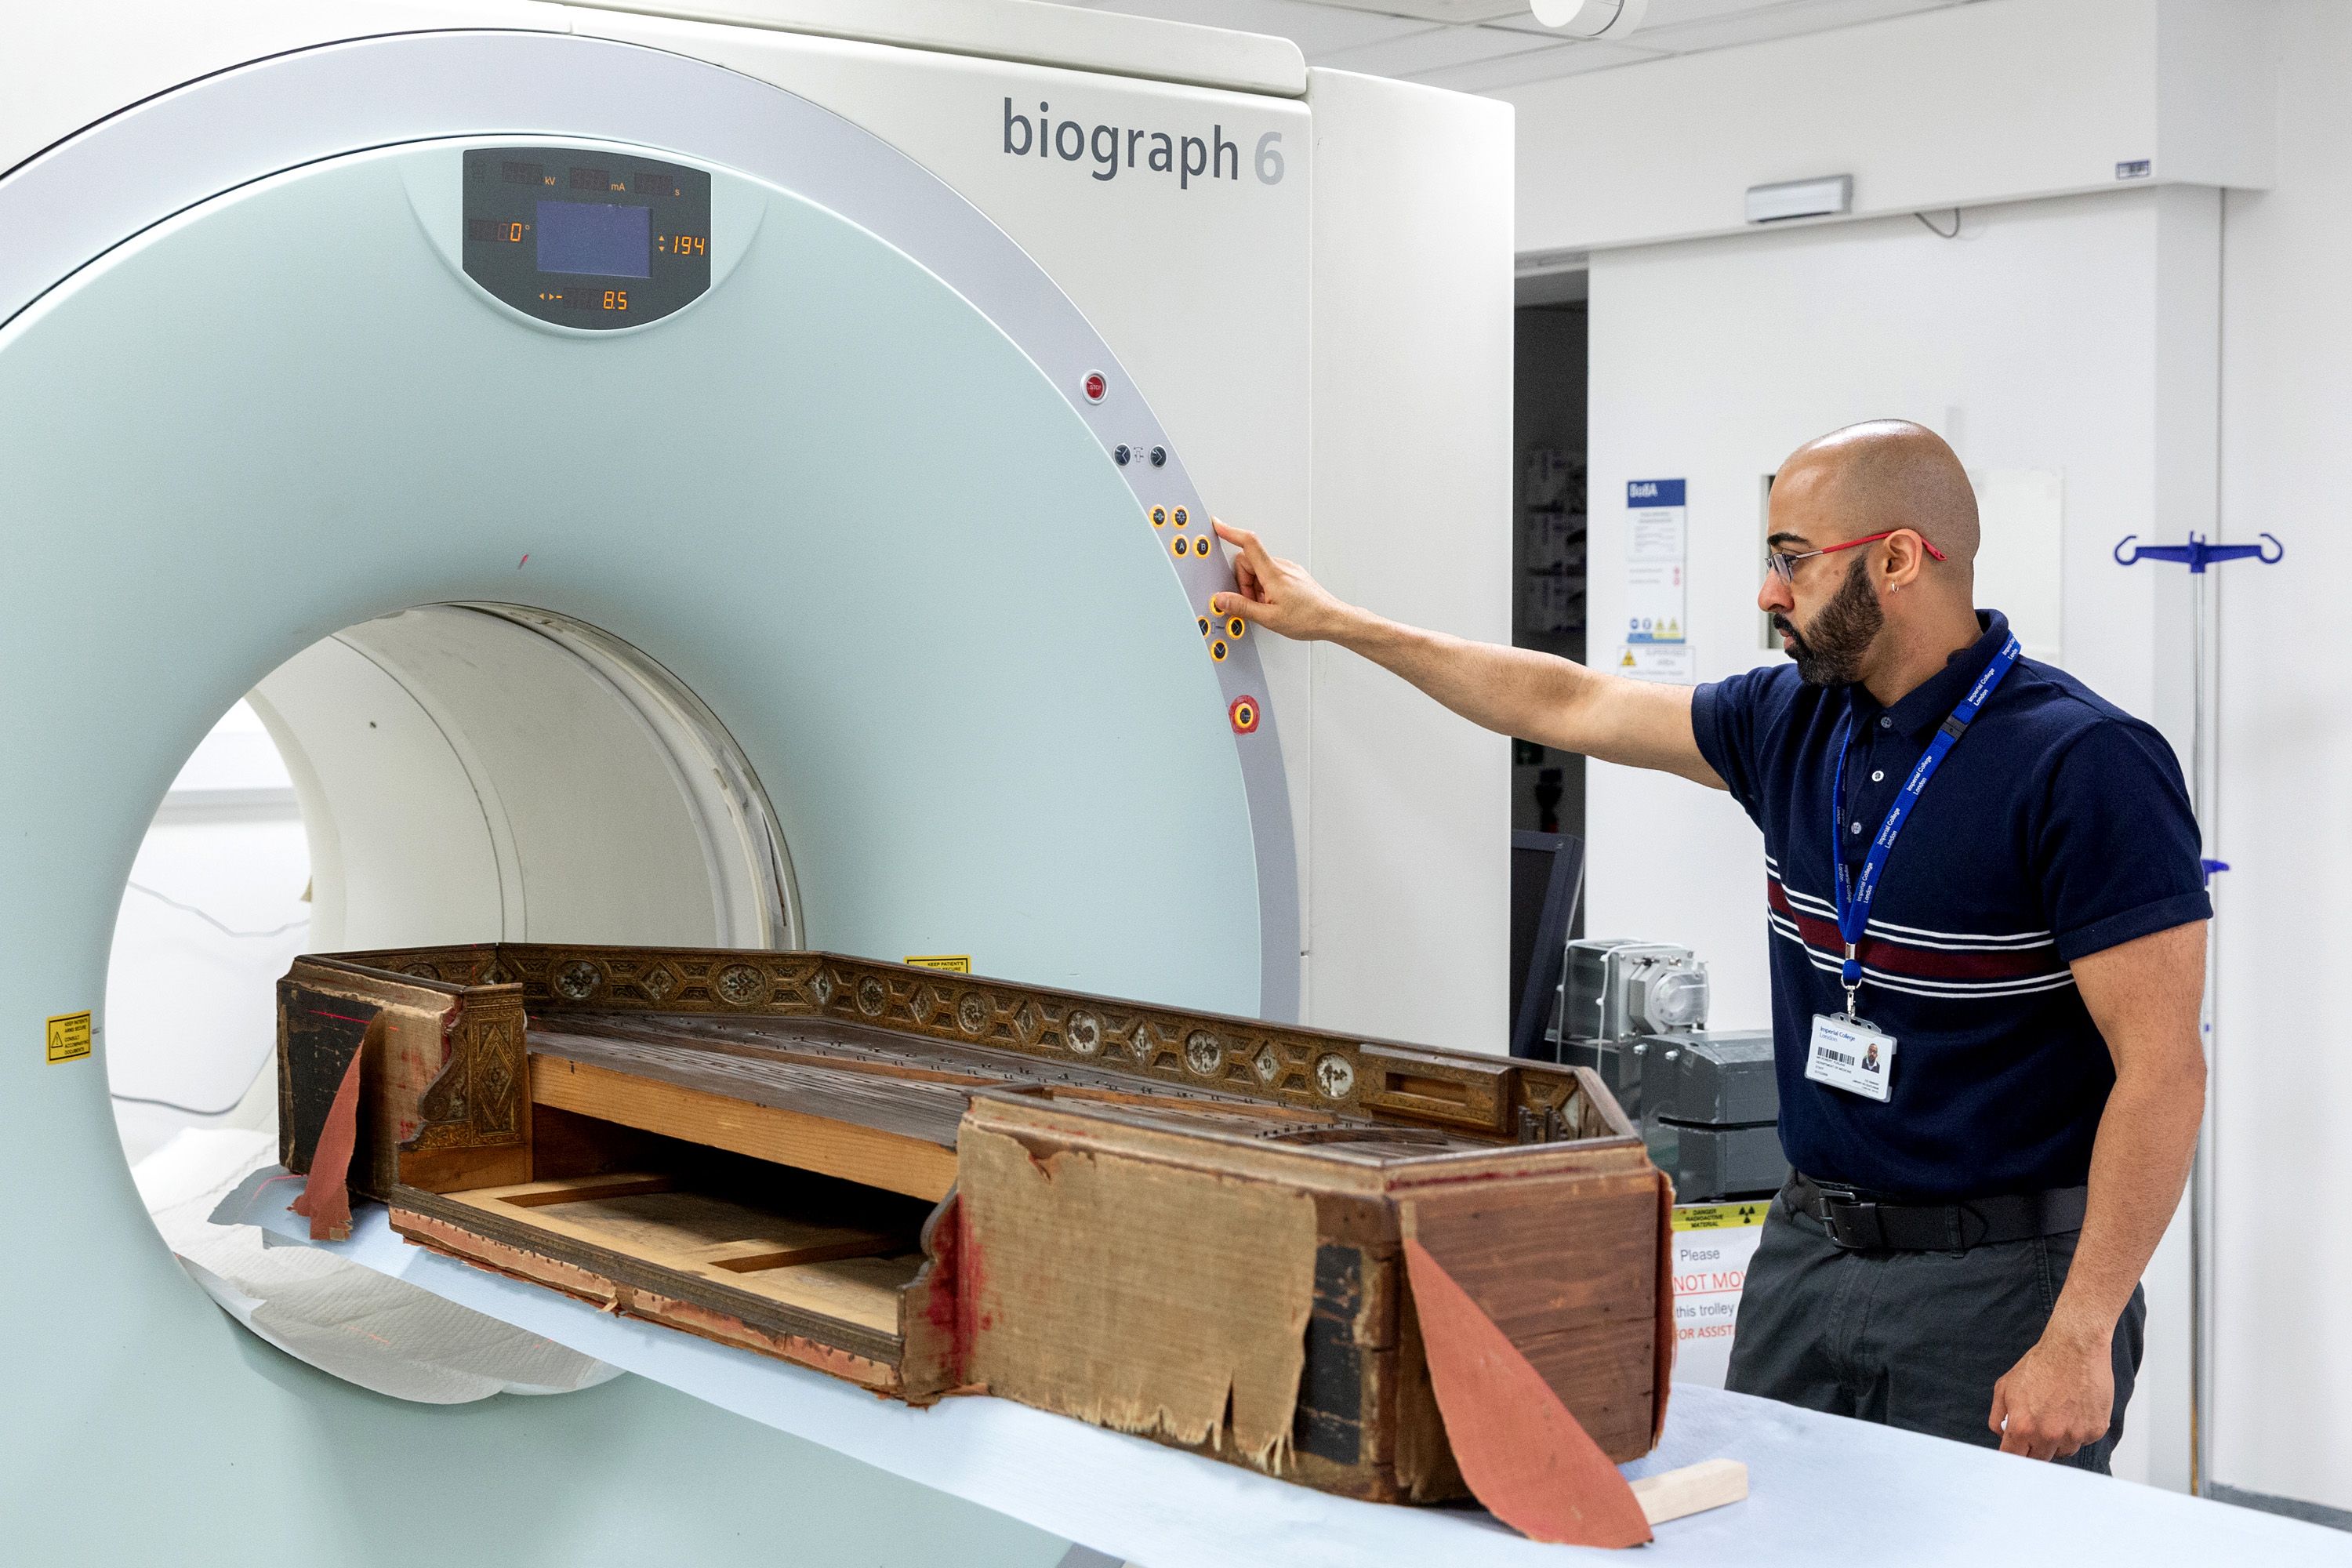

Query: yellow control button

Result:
[1226,617,1247,639]
[1149,506,1169,528]
[1210,640,1229,662]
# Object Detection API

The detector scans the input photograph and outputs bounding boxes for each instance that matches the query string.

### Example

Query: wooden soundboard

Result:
[278,943,1672,1505]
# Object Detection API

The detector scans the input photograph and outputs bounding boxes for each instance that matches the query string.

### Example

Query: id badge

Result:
[1807,1014,1896,1102]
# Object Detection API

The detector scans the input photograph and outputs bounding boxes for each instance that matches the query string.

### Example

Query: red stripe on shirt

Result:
[1765,879,2062,981]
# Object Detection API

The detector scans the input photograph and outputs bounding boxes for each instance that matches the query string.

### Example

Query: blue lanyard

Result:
[1831,633,2022,1017]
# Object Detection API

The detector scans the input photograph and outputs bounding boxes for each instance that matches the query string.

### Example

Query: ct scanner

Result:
[0,2,1509,1560]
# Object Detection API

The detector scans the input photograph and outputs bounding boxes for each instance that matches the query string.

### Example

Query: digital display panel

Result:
[465,147,709,330]
[536,201,649,279]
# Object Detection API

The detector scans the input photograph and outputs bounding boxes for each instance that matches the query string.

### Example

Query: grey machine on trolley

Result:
[1511,875,1788,1204]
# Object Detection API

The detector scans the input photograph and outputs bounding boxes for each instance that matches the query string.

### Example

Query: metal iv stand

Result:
[2111,528,2283,1496]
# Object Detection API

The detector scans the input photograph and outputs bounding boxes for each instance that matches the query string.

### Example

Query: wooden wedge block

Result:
[1401,1236,1653,1548]
[1630,1457,1748,1525]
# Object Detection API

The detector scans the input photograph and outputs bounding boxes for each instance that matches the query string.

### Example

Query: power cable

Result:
[126,880,309,939]
[1915,208,1962,239]
[110,1087,259,1118]
[109,883,305,1116]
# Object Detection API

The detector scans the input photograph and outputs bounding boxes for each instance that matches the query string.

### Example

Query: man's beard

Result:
[1774,554,1883,686]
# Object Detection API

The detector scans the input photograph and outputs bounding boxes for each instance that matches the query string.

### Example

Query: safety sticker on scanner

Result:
[45,1011,93,1064]
[903,955,972,974]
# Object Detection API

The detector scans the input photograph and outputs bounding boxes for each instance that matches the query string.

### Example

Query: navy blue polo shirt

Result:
[1691,610,2210,1200]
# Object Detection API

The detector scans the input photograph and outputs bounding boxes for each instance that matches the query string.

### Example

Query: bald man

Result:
[1211,420,2209,1470]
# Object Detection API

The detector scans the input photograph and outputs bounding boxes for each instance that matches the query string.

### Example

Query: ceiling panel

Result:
[1055,0,1433,56]
[1312,22,1561,76]
[1081,0,1981,91]
[1299,0,1531,17]
[1479,0,1795,34]
[1642,0,1831,24]
[1631,0,1959,53]
[1410,37,1664,92]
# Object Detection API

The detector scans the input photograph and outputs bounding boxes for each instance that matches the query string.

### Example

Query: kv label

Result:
[1003,99,1283,191]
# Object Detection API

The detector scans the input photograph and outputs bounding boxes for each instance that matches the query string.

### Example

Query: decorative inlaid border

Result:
[332,943,1630,1145]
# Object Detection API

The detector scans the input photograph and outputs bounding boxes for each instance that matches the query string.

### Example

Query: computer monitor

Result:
[1508,829,1585,1061]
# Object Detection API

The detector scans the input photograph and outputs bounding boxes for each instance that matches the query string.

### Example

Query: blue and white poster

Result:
[1624,477,1686,645]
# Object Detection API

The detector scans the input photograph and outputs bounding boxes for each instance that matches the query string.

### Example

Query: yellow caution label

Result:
[45,1011,93,1064]
[1671,1200,1770,1232]
[903,955,971,974]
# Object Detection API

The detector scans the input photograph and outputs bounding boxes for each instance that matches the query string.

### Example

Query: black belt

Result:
[1785,1171,2088,1253]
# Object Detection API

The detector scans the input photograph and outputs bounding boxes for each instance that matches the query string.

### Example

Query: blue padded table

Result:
[216,1170,2350,1567]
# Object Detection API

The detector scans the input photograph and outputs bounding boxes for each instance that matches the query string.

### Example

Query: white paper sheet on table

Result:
[137,1128,617,1402]
[206,1167,2352,1568]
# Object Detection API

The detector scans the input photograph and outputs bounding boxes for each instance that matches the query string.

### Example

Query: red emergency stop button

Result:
[1083,371,1107,403]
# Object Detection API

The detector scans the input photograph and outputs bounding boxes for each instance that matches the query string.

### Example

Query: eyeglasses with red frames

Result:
[1765,529,1947,585]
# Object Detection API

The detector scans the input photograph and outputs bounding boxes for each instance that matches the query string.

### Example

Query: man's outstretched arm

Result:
[1210,521,1724,788]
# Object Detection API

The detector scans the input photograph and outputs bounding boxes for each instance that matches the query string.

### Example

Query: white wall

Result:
[1586,186,2215,1490]
[1503,0,2274,258]
[2209,0,2352,1517]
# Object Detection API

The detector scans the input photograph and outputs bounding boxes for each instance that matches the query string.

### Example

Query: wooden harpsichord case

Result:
[278,944,1673,1502]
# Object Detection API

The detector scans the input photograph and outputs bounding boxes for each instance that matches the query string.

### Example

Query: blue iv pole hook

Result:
[2109,522,2280,1498]
[2114,530,2281,886]
[2111,530,2285,571]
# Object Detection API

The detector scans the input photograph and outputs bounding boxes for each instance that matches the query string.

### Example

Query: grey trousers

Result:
[1724,1185,2147,1472]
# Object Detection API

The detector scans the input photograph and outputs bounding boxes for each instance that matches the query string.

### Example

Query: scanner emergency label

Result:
[45,1011,93,1064]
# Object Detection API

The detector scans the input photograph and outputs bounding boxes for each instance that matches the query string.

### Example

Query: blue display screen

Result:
[535,201,650,278]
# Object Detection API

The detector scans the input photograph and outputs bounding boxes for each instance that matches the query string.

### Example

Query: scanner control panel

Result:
[463,147,712,329]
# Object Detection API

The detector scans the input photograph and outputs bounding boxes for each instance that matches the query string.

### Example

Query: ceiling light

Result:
[1529,0,1650,38]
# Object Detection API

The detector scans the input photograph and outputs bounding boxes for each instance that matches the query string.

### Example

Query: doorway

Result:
[1512,272,1589,869]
